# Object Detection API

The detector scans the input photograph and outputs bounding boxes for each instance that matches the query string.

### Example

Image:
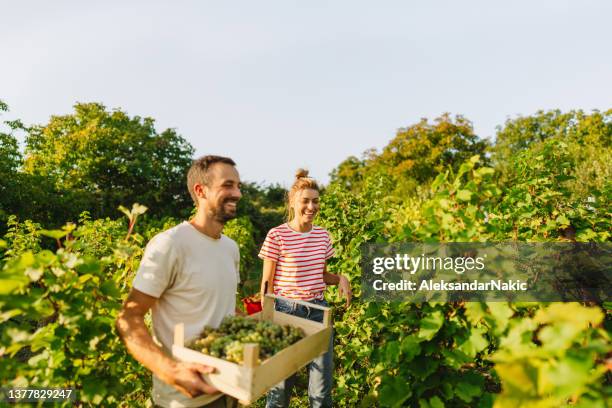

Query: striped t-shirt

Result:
[258,223,335,300]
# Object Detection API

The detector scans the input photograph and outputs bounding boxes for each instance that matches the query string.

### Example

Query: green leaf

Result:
[82,378,106,404]
[538,323,583,352]
[534,303,603,327]
[365,302,380,318]
[379,376,411,407]
[28,350,50,367]
[575,228,597,241]
[487,302,513,334]
[400,335,422,362]
[36,250,57,266]
[0,309,23,323]
[100,281,121,298]
[456,190,472,202]
[76,260,102,275]
[39,229,68,240]
[384,341,401,364]
[441,382,454,400]
[131,203,148,216]
[418,310,444,341]
[440,213,454,229]
[117,205,131,219]
[494,360,538,397]
[431,171,448,192]
[555,214,570,226]
[474,167,495,178]
[0,277,29,294]
[15,252,36,268]
[456,162,473,179]
[455,381,482,403]
[464,302,486,326]
[7,327,30,343]
[429,396,445,408]
[441,348,471,369]
[538,355,595,397]
[458,327,488,358]
[30,324,56,352]
[409,355,439,379]
[78,274,95,284]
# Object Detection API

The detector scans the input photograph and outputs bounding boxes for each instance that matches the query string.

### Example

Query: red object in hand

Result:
[242,294,262,315]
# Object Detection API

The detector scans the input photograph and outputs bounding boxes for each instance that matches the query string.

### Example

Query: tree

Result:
[0,101,22,225]
[493,109,611,163]
[0,104,21,174]
[23,103,195,219]
[329,153,370,191]
[377,113,489,183]
[329,114,489,195]
[492,109,612,200]
[0,101,61,230]
[236,182,286,245]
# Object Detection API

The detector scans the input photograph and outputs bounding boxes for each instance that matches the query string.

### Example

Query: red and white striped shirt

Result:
[258,223,335,300]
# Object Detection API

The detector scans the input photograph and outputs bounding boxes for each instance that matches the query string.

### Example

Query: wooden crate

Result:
[172,294,332,405]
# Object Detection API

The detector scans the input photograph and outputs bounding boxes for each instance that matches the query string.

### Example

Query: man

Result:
[116,155,242,408]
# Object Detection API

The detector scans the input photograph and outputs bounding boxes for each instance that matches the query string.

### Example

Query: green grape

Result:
[192,316,306,362]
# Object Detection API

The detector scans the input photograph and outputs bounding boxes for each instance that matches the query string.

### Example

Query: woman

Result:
[258,169,352,408]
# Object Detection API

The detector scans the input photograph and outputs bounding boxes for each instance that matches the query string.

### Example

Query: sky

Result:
[1,1,611,187]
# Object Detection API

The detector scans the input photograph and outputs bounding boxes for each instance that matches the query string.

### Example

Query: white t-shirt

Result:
[132,221,240,408]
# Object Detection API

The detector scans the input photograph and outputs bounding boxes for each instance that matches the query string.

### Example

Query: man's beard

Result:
[211,199,239,223]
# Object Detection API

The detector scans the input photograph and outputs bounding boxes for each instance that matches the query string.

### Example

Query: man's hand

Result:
[338,274,352,307]
[170,361,219,398]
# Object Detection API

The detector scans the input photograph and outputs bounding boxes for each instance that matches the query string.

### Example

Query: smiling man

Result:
[116,155,242,408]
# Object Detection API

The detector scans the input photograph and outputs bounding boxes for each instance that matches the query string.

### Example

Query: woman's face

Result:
[292,188,320,224]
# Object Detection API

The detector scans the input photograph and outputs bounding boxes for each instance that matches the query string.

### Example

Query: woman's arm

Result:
[323,265,352,307]
[322,270,339,285]
[260,258,277,305]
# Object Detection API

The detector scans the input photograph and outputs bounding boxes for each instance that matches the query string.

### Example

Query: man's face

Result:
[200,163,242,223]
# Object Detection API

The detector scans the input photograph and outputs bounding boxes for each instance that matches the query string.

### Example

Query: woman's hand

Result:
[338,274,352,307]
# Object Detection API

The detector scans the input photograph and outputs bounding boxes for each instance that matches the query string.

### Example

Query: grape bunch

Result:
[190,316,305,363]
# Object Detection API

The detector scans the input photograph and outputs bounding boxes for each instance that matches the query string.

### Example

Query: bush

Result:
[0,209,148,406]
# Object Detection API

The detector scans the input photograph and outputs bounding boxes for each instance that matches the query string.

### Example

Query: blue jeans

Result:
[265,298,334,408]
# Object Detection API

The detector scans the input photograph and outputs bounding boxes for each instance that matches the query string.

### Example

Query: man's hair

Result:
[187,155,236,205]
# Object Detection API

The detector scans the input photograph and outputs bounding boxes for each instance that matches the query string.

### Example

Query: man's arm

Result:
[115,288,218,398]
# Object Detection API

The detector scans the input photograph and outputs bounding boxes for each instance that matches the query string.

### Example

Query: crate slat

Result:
[172,345,252,403]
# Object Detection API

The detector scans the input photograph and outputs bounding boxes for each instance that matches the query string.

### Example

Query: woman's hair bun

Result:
[295,168,309,179]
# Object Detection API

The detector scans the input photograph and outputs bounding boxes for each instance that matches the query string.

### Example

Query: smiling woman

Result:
[258,168,352,408]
